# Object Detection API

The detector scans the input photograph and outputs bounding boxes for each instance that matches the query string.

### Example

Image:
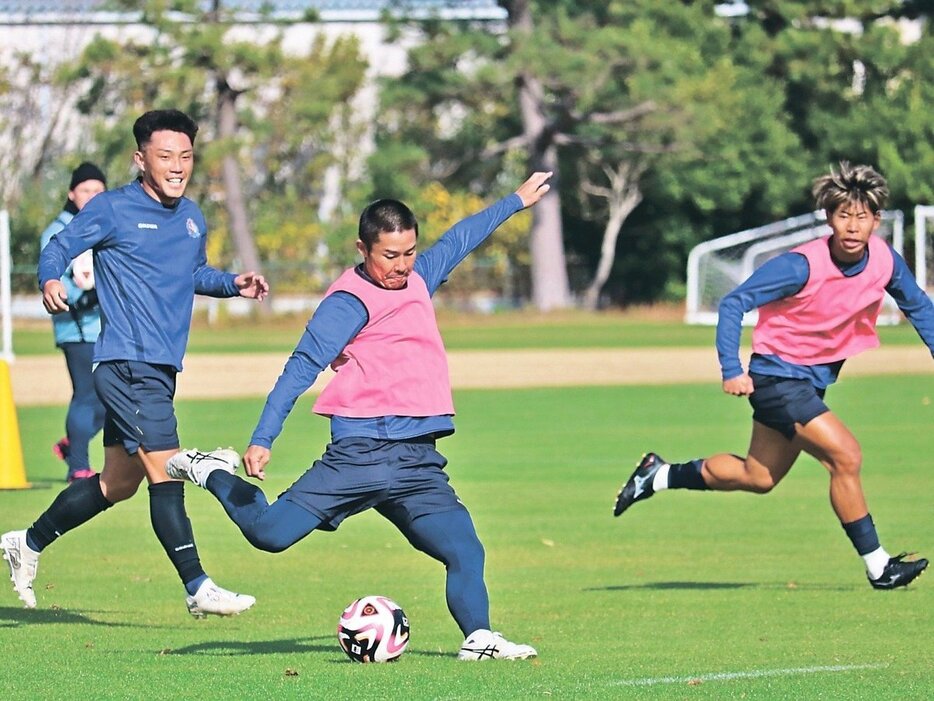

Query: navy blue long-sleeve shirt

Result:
[717,241,934,388]
[250,193,525,448]
[38,179,239,371]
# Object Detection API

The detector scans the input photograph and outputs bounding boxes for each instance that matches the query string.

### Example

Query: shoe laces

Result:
[12,541,38,579]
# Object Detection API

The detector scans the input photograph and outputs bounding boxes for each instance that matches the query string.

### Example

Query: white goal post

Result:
[1,210,13,362]
[685,210,904,325]
[915,205,934,294]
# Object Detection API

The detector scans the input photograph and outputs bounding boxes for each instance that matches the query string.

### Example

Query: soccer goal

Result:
[685,210,904,325]
[914,205,934,294]
[1,210,13,362]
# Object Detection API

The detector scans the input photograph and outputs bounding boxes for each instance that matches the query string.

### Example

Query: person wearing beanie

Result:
[39,161,108,482]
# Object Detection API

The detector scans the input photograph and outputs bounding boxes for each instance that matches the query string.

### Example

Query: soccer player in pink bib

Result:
[614,162,931,590]
[168,172,552,659]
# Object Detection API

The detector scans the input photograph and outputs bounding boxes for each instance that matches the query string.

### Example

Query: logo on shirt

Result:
[186,218,202,239]
[137,223,158,230]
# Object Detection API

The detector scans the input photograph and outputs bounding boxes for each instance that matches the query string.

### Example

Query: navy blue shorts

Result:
[748,373,829,440]
[93,360,179,454]
[281,436,465,532]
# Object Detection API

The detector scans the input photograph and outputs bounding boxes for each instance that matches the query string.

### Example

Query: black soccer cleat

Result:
[868,552,928,590]
[613,452,668,517]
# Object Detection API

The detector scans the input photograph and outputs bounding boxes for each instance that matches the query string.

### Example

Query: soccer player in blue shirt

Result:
[614,162,931,589]
[2,109,268,616]
[167,172,552,659]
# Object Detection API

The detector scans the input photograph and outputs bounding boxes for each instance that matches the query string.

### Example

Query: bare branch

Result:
[479,134,530,160]
[588,101,656,124]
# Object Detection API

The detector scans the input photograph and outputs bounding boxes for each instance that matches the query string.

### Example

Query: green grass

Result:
[9,308,925,355]
[2,376,932,699]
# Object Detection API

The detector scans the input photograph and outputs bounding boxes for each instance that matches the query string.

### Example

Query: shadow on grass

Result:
[588,582,751,591]
[165,636,448,659]
[0,606,144,628]
[587,581,857,592]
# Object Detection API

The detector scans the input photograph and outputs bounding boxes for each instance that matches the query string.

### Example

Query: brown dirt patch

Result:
[7,345,932,407]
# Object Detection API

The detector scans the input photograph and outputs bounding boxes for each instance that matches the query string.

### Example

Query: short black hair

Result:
[133,109,199,149]
[358,199,419,251]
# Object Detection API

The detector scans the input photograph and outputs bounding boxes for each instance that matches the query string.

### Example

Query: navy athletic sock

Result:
[842,513,881,556]
[402,510,490,636]
[205,470,319,552]
[186,574,209,595]
[148,481,206,592]
[28,474,113,552]
[668,459,710,490]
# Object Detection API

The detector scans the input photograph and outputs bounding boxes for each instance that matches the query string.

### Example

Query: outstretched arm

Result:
[416,172,553,293]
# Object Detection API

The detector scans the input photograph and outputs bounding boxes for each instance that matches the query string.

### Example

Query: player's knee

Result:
[101,479,140,502]
[748,478,776,494]
[440,536,485,572]
[828,448,862,477]
[246,532,291,553]
[742,461,778,494]
[457,536,485,570]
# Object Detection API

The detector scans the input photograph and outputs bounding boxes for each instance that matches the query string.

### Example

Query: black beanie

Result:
[63,162,107,213]
[69,162,107,190]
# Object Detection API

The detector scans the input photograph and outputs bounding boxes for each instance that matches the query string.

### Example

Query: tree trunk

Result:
[581,163,644,310]
[527,144,571,310]
[512,0,572,311]
[215,77,267,315]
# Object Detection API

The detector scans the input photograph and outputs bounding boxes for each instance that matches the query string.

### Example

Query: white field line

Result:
[615,663,886,687]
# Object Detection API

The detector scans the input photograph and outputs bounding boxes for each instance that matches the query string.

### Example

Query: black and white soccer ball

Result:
[337,595,410,663]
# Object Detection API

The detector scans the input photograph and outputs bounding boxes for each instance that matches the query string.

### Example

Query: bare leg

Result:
[98,445,147,502]
[702,420,800,493]
[792,411,866,523]
[137,447,182,484]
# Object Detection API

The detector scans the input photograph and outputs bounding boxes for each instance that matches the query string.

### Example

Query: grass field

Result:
[2,376,932,699]
[9,309,928,355]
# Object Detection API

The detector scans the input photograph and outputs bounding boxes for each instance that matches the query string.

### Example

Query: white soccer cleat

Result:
[166,448,240,488]
[185,577,256,618]
[457,629,537,661]
[1,530,40,609]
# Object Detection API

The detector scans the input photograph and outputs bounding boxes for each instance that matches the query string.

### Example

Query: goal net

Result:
[685,210,904,325]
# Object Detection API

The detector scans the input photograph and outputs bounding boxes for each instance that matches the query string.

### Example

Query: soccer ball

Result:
[337,595,410,663]
[71,251,95,291]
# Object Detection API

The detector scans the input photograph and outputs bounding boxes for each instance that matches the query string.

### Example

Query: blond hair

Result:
[812,161,889,214]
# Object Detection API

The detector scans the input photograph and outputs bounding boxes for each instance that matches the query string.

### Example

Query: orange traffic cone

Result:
[0,359,30,489]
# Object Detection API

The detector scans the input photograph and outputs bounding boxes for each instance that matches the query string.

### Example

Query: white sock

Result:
[652,464,671,492]
[863,546,891,580]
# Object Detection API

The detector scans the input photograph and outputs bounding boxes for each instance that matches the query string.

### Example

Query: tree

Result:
[378,1,807,307]
[729,0,934,207]
[0,26,119,287]
[377,1,670,309]
[579,160,646,310]
[507,0,571,310]
[53,0,368,292]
